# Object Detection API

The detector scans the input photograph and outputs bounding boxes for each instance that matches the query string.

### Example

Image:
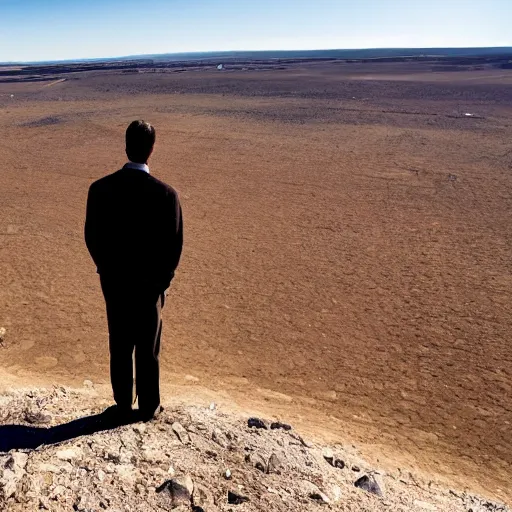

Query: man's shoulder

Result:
[146,174,179,200]
[88,169,179,202]
[88,169,122,192]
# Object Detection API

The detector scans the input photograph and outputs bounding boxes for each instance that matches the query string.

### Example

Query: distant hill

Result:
[2,46,511,83]
[3,47,512,66]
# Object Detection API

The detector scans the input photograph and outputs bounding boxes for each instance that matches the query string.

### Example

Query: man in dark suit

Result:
[85,120,183,421]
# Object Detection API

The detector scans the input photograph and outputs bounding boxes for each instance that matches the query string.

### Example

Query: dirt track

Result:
[1,62,511,503]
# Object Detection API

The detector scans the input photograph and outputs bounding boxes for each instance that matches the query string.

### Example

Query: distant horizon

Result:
[2,45,512,66]
[1,0,510,63]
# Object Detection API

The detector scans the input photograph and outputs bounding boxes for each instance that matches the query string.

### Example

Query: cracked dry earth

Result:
[0,386,508,512]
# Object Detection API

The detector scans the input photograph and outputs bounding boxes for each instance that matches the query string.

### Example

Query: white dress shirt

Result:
[123,161,150,174]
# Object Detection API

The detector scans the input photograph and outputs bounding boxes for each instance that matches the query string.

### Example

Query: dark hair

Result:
[125,120,156,163]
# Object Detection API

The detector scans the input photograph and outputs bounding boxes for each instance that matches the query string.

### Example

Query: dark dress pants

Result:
[100,276,164,415]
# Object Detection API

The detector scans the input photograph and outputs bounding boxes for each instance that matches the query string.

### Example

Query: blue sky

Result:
[0,0,510,62]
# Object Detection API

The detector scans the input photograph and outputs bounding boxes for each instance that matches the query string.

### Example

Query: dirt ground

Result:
[1,62,511,503]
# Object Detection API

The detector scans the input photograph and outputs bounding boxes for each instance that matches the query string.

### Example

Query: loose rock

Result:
[172,422,191,445]
[24,409,51,425]
[157,476,194,508]
[298,435,313,448]
[37,463,61,474]
[328,484,342,503]
[354,474,384,497]
[38,497,51,510]
[193,483,214,510]
[0,468,18,500]
[246,452,267,473]
[323,448,335,465]
[133,424,146,435]
[247,417,269,429]
[267,452,283,474]
[270,421,292,431]
[228,490,249,505]
[334,459,345,469]
[212,428,228,448]
[0,386,506,512]
[0,452,28,499]
[74,492,98,512]
[310,491,330,504]
[323,450,345,469]
[11,452,28,471]
[56,447,83,462]
[115,464,136,484]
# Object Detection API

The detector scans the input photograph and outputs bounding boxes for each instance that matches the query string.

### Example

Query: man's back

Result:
[85,120,182,421]
[85,167,183,291]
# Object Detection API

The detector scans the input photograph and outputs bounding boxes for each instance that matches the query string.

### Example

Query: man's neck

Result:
[124,161,150,174]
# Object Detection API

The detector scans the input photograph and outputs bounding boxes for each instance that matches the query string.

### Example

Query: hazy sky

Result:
[0,0,510,62]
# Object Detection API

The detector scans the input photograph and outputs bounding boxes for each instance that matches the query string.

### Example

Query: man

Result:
[85,120,183,421]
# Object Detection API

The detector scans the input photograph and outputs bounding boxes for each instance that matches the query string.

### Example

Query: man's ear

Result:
[147,146,154,162]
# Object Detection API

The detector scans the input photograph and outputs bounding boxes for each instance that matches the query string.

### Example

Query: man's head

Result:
[125,120,156,164]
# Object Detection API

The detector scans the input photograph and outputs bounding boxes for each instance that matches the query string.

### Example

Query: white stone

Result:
[212,428,228,448]
[182,475,194,494]
[38,463,61,474]
[119,450,134,464]
[50,485,67,497]
[75,467,87,478]
[330,484,342,503]
[115,464,136,484]
[104,463,115,474]
[142,448,165,463]
[0,469,18,499]
[373,473,386,496]
[322,448,334,461]
[133,424,146,435]
[56,447,82,462]
[313,491,330,504]
[172,422,191,445]
[12,452,28,470]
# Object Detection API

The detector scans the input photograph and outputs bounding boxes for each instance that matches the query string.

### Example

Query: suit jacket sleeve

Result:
[161,190,183,289]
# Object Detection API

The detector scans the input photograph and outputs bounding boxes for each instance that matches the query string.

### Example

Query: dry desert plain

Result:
[0,60,512,503]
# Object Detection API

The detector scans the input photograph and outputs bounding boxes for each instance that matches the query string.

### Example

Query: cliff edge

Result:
[0,385,508,511]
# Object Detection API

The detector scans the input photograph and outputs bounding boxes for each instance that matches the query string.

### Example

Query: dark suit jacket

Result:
[85,167,183,292]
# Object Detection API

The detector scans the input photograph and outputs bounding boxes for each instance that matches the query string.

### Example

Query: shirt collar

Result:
[123,161,150,174]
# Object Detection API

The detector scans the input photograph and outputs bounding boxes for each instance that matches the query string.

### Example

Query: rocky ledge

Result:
[0,386,509,512]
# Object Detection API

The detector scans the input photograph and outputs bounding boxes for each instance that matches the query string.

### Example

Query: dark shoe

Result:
[138,405,164,423]
[101,405,135,425]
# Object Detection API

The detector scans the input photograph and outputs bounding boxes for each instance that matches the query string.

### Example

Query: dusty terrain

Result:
[0,385,509,511]
[1,60,511,504]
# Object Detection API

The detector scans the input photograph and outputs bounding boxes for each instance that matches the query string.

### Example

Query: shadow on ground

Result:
[0,410,137,452]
